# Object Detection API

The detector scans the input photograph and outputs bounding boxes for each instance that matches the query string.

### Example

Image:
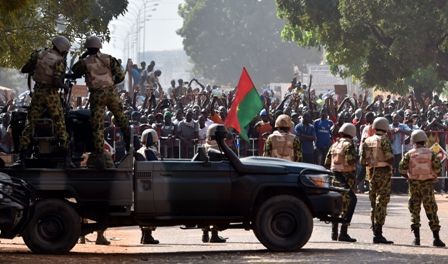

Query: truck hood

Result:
[240,156,330,175]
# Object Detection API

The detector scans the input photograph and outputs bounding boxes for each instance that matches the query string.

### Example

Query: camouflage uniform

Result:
[360,135,394,227]
[20,50,68,151]
[72,53,129,154]
[399,149,441,232]
[263,131,302,162]
[325,138,357,223]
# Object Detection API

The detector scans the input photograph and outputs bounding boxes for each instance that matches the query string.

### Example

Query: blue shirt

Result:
[390,123,411,155]
[314,119,333,149]
[131,68,141,85]
[295,123,316,154]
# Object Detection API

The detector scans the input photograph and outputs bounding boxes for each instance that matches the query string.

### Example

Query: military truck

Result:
[0,125,344,254]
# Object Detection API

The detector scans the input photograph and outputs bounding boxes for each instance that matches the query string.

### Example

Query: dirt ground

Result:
[1,194,448,263]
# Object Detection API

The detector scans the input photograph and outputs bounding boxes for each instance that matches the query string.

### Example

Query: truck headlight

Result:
[301,174,330,188]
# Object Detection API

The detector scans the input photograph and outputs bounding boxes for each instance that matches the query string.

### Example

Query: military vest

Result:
[330,138,355,172]
[269,131,296,161]
[33,49,62,85]
[84,53,114,89]
[364,134,390,168]
[407,148,436,180]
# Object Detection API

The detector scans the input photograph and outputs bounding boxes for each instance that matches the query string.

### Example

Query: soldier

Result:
[399,130,445,247]
[360,117,394,244]
[325,123,357,242]
[19,36,71,165]
[137,128,159,161]
[71,36,130,169]
[264,114,302,162]
[201,123,227,242]
[137,128,159,244]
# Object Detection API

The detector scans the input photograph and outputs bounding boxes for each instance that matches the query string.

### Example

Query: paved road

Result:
[1,194,448,263]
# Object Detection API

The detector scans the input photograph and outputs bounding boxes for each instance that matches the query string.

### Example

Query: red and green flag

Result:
[225,67,263,141]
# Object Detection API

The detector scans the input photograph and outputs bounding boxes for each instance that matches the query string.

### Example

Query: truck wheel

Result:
[22,199,81,254]
[253,195,313,251]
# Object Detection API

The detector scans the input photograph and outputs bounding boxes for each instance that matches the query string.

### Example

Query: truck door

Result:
[134,162,156,215]
[152,160,232,217]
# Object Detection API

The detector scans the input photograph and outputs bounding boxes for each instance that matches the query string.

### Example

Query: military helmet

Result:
[206,123,222,139]
[85,36,102,49]
[338,123,356,138]
[275,114,292,128]
[373,117,389,132]
[141,128,158,146]
[259,109,268,116]
[354,108,363,120]
[411,129,428,144]
[52,35,71,53]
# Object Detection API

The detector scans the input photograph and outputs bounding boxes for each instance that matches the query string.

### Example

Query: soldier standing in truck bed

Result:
[71,36,129,168]
[19,36,71,165]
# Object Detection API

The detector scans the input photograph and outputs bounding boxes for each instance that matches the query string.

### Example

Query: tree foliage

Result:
[277,0,448,94]
[178,0,322,85]
[0,0,128,69]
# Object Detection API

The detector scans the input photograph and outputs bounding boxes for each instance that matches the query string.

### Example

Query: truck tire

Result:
[22,199,81,254]
[253,195,313,251]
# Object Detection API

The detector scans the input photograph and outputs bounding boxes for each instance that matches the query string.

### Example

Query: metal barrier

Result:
[108,127,448,193]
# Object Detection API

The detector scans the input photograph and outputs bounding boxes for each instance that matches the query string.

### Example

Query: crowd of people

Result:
[1,43,448,175]
[0,35,448,247]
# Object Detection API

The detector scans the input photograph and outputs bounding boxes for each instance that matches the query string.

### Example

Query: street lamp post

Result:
[141,1,159,61]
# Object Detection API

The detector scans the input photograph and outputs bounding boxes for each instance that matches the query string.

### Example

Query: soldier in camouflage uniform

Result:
[360,117,394,244]
[399,129,445,247]
[19,36,71,164]
[201,124,228,243]
[71,36,129,169]
[264,114,302,162]
[325,123,357,242]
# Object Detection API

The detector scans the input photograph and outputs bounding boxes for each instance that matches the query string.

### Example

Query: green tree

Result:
[276,0,448,94]
[0,0,128,69]
[178,0,321,85]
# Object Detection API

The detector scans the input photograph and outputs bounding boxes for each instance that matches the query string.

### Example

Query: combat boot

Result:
[412,227,420,246]
[338,224,357,242]
[95,152,106,170]
[373,224,393,244]
[95,230,110,245]
[209,230,227,243]
[433,230,446,247]
[140,229,159,244]
[331,222,339,241]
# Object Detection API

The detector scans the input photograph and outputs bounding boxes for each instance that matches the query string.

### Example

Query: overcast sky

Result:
[102,0,185,59]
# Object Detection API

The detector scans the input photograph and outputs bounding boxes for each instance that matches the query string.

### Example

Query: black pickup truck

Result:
[0,125,344,254]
